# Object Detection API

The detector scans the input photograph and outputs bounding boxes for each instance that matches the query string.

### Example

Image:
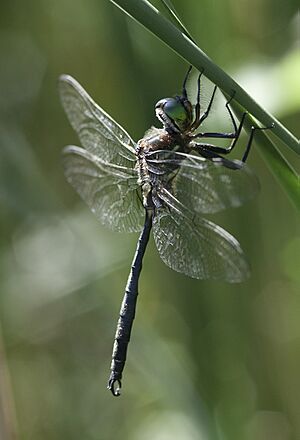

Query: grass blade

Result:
[256,131,300,211]
[158,0,195,42]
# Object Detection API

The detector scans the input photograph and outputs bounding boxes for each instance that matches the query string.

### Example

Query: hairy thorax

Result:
[136,127,191,209]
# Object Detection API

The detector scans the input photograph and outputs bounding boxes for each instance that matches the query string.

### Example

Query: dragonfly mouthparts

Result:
[155,105,180,134]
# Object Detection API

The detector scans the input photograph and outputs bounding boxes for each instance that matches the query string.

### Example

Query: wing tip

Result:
[58,74,83,96]
[58,73,75,85]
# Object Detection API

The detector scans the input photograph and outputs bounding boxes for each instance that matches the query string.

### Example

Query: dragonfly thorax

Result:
[155,96,193,133]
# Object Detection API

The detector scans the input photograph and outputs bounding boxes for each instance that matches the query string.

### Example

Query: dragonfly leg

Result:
[192,120,274,164]
[195,83,218,129]
[191,111,247,155]
[221,96,274,162]
[191,89,247,149]
[191,88,247,137]
[224,91,238,134]
[183,68,218,132]
[241,123,275,162]
[192,146,243,170]
[182,65,192,100]
[182,65,193,100]
[190,70,204,131]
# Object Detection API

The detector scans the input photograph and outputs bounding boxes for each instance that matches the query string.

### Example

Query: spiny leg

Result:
[191,144,243,170]
[190,86,274,162]
[190,70,204,131]
[197,83,218,127]
[192,121,274,164]
[182,65,192,100]
[191,89,249,159]
[190,113,246,161]
[182,67,218,132]
[224,91,238,134]
[194,111,247,154]
[190,91,246,159]
[241,124,274,163]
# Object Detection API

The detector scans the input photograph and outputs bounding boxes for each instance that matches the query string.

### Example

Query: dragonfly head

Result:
[155,96,193,133]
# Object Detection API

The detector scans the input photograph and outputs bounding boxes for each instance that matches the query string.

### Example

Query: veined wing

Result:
[152,185,249,282]
[59,75,136,168]
[63,145,144,233]
[146,150,259,214]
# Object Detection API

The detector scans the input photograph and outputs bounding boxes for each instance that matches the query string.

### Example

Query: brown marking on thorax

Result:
[136,130,181,156]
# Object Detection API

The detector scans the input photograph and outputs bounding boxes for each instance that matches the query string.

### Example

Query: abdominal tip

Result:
[108,379,122,397]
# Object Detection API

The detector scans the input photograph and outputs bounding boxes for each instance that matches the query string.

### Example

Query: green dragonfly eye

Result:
[163,98,188,122]
[155,97,192,131]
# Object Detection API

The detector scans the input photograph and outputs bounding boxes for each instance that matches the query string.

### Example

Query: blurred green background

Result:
[0,1,299,439]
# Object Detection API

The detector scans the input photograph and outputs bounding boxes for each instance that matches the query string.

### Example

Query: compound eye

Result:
[163,98,188,123]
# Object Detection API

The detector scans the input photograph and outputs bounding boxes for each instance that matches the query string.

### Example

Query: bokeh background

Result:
[0,1,299,439]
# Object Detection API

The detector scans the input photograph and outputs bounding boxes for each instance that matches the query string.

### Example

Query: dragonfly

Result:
[59,67,259,396]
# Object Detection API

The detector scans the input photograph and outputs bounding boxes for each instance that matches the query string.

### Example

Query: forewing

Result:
[146,150,259,214]
[59,75,136,167]
[153,186,250,282]
[63,145,144,232]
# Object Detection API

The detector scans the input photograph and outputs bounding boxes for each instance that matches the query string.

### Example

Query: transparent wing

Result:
[153,186,250,282]
[59,74,137,168]
[63,145,144,233]
[146,150,259,214]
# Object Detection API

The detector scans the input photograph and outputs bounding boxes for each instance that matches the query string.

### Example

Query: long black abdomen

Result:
[107,210,153,396]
